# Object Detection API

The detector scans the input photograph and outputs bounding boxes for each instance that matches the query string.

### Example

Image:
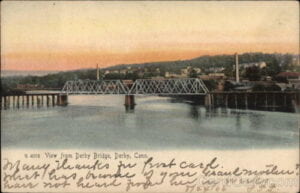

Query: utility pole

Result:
[235,53,240,83]
[96,64,100,80]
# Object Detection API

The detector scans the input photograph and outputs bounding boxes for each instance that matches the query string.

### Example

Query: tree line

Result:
[1,52,298,95]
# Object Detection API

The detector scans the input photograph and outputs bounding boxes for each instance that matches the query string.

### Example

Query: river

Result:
[1,95,299,150]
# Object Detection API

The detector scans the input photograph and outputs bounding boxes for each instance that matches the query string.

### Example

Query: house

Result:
[207,67,225,73]
[277,72,300,90]
[276,72,300,80]
[194,68,202,73]
[180,68,189,76]
[208,73,226,79]
[240,62,267,69]
[165,72,187,78]
[137,71,144,78]
[165,72,186,78]
[119,69,127,74]
[180,66,201,77]
[112,70,119,74]
[198,75,210,80]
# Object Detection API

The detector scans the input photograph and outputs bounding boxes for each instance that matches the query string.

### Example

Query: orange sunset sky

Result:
[1,1,299,71]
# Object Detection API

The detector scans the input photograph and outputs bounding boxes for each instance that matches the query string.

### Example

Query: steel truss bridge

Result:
[61,78,209,95]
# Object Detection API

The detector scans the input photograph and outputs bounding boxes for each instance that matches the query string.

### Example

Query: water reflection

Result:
[189,105,245,132]
[235,113,241,131]
[1,95,299,149]
[125,105,135,113]
[249,113,263,131]
[189,105,201,119]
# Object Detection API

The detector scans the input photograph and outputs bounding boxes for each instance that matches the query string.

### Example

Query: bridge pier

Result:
[124,95,135,111]
[13,96,15,108]
[26,95,29,107]
[1,93,66,109]
[0,97,2,109]
[46,95,50,106]
[6,96,10,108]
[204,94,212,107]
[37,96,41,108]
[31,95,35,106]
[41,95,44,105]
[17,95,20,108]
[58,94,68,106]
[52,95,56,106]
[22,95,25,106]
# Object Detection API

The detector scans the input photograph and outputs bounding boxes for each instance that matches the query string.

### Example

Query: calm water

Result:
[1,95,299,150]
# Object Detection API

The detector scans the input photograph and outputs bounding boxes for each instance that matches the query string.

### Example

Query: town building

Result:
[208,73,226,80]
[194,68,202,73]
[277,72,300,80]
[165,72,186,78]
[276,72,300,90]
[240,61,267,69]
[119,69,127,74]
[206,67,225,73]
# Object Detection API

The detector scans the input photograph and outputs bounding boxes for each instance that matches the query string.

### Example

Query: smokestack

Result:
[96,64,100,80]
[235,53,239,83]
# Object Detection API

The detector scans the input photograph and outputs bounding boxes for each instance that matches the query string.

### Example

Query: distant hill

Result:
[1,52,298,94]
[104,52,298,73]
[1,70,60,77]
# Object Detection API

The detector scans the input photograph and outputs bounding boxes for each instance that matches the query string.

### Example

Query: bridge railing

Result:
[61,78,209,95]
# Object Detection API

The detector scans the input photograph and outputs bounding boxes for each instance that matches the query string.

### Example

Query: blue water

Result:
[1,95,299,150]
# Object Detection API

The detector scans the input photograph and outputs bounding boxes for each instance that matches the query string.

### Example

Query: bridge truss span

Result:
[62,80,129,94]
[61,78,209,95]
[129,78,208,95]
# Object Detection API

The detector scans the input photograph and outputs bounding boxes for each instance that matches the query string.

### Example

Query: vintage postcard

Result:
[1,1,299,192]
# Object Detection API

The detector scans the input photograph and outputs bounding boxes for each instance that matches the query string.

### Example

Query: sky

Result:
[1,1,299,71]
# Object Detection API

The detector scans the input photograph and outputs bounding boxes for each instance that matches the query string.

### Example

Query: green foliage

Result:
[104,73,125,80]
[245,66,261,81]
[1,79,25,95]
[261,58,282,77]
[125,72,139,80]
[202,80,217,91]
[223,65,234,77]
[281,54,294,71]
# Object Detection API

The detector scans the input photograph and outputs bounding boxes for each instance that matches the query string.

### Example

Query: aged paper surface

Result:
[1,1,299,192]
[2,149,300,192]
